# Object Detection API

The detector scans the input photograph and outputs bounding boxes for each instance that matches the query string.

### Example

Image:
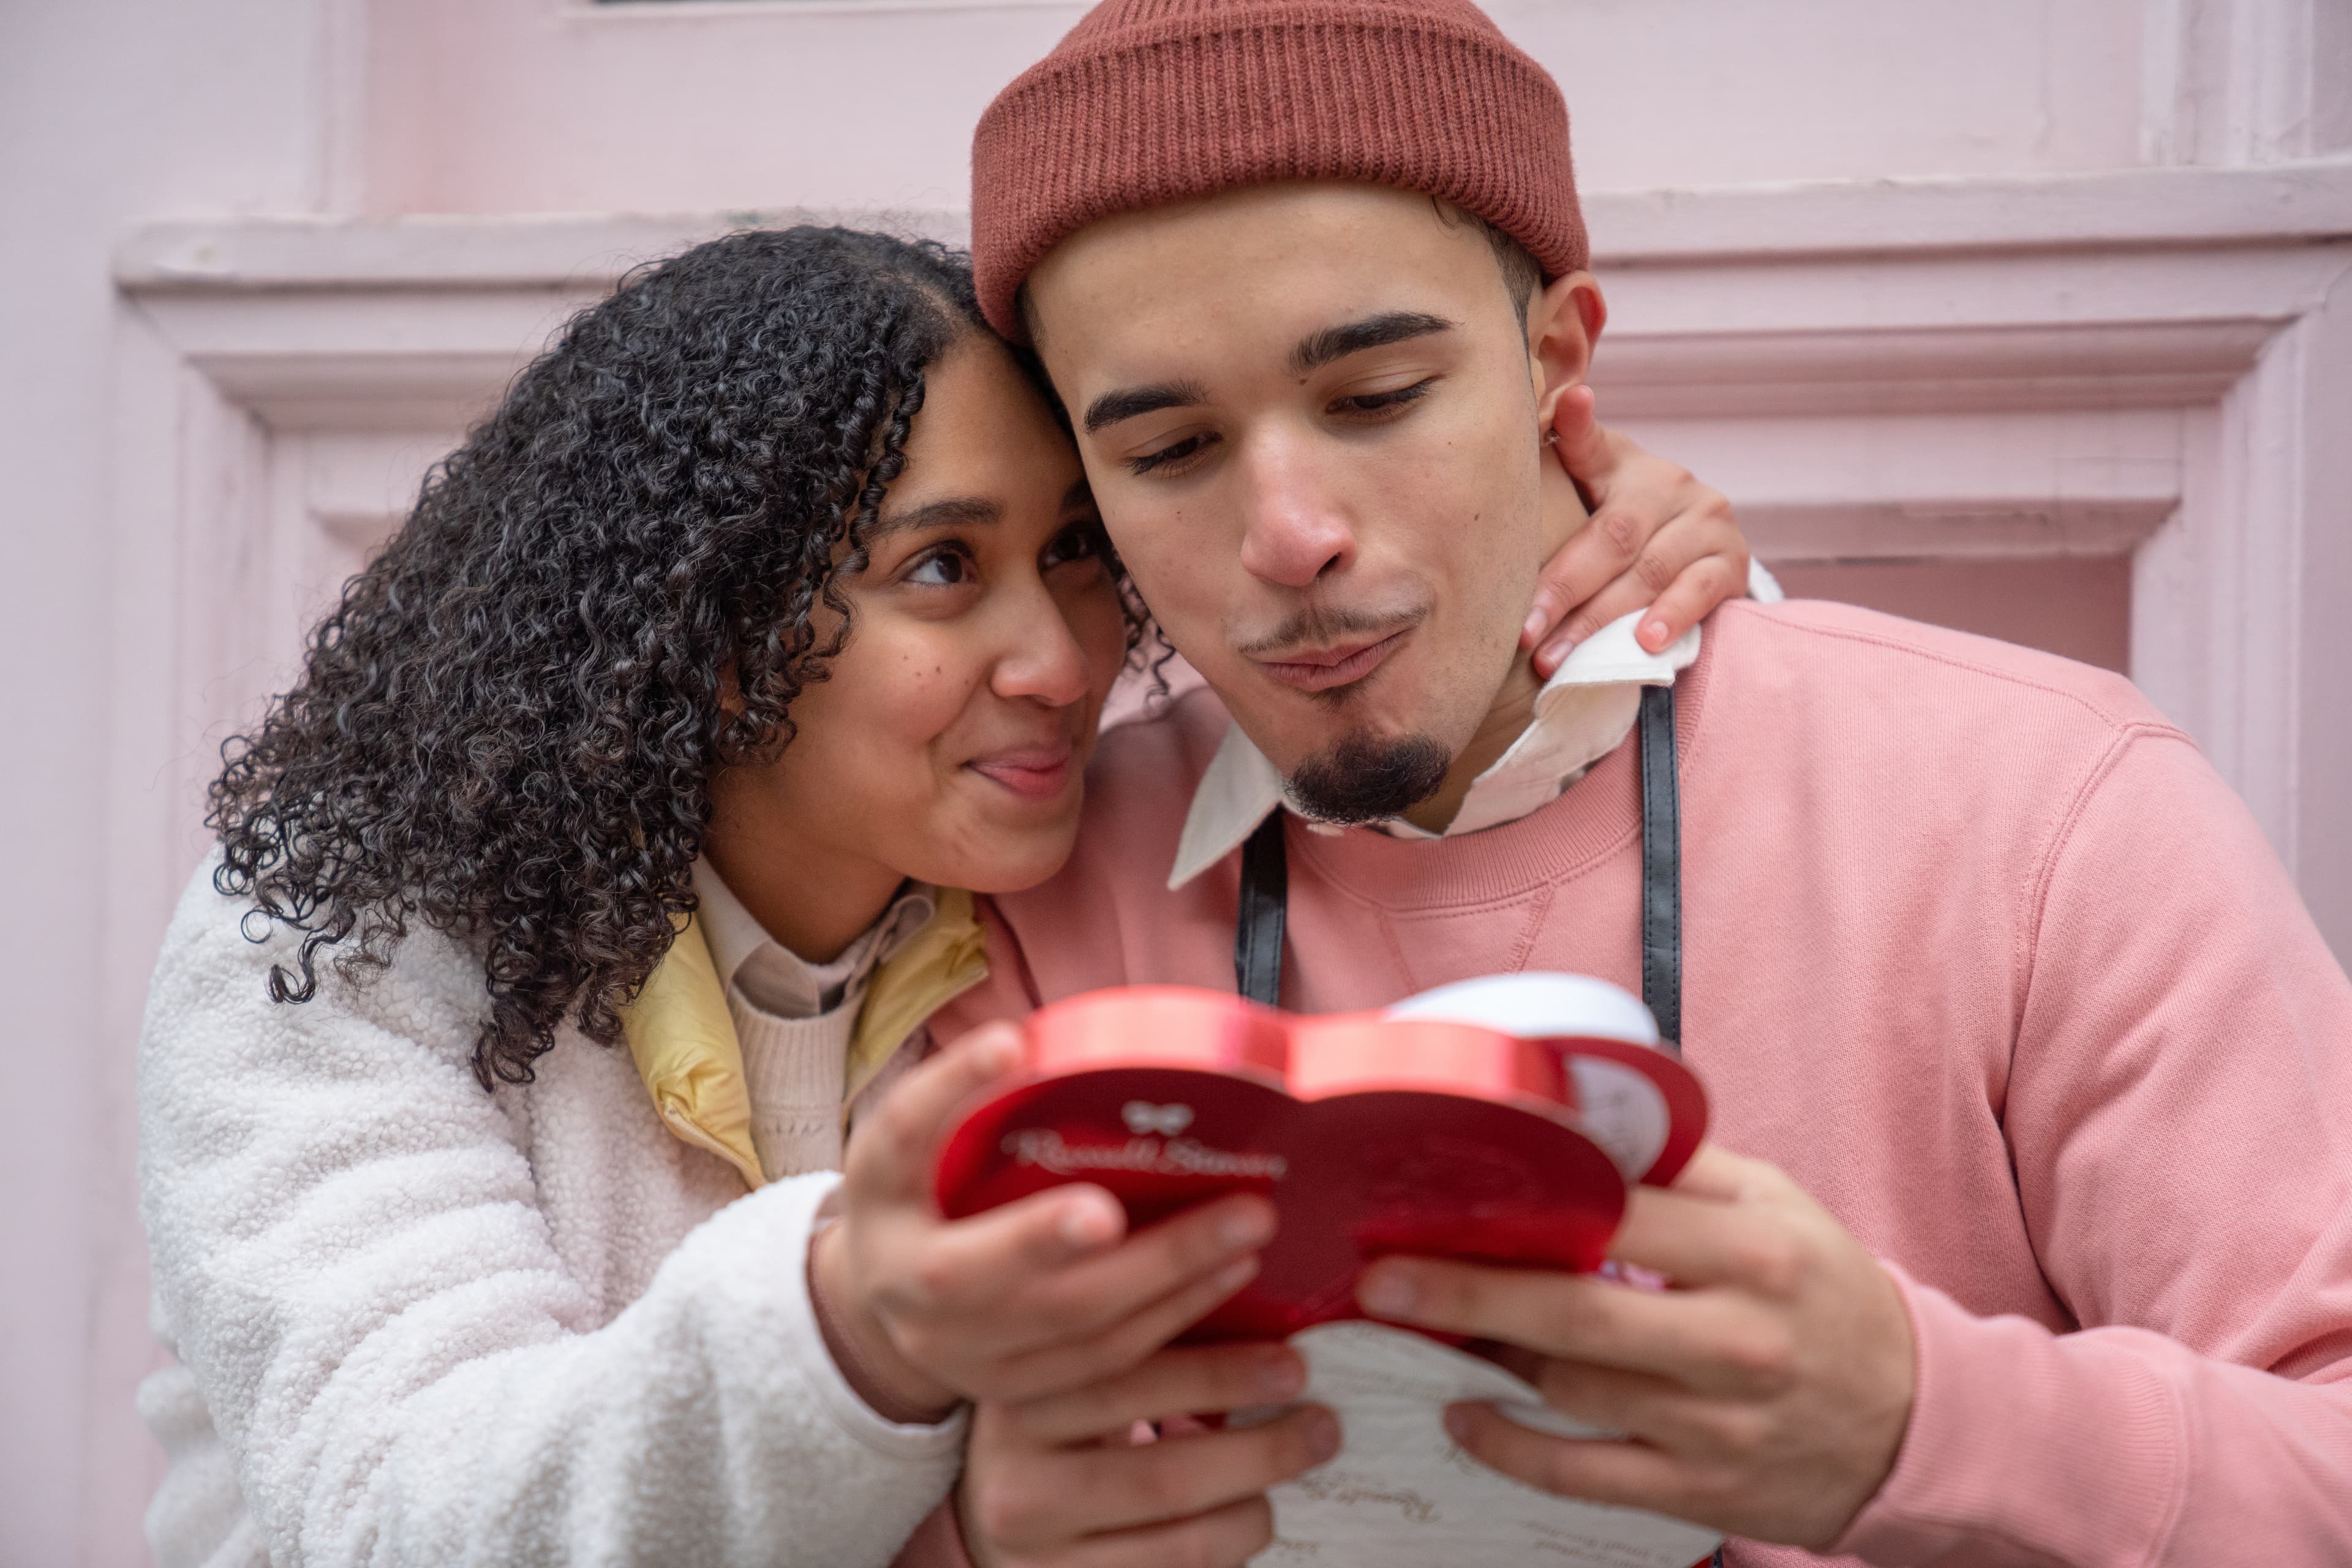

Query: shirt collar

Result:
[1168,609,1701,890]
[689,859,937,1020]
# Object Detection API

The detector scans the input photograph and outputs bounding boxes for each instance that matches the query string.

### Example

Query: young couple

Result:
[139,2,2352,1566]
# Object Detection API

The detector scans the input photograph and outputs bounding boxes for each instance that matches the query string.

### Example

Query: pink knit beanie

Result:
[970,0,1585,341]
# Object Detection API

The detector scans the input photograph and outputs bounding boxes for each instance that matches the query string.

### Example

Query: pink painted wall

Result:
[359,0,2158,217]
[341,0,2335,678]
[5,4,2347,1566]
[1773,558,2135,674]
[1,4,342,1564]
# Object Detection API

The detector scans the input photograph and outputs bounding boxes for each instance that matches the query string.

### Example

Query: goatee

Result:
[1286,731,1452,824]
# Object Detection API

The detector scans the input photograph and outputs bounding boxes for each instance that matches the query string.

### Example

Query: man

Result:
[831,2,2352,1564]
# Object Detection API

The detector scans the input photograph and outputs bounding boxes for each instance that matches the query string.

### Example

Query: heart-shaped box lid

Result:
[935,974,1706,1341]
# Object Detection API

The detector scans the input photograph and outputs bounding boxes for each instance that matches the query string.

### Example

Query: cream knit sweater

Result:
[137,858,964,1568]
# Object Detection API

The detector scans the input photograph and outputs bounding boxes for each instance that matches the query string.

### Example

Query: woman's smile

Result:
[965,739,1078,802]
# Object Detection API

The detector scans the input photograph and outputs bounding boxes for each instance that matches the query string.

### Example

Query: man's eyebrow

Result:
[868,496,998,541]
[1082,380,1209,435]
[1287,311,1458,378]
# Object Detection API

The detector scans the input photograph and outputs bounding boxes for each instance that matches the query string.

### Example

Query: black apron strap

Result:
[1232,686,1683,1048]
[1234,812,1289,1007]
[1637,683,1683,1056]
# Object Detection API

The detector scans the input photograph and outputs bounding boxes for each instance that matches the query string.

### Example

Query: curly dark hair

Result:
[209,226,1145,1089]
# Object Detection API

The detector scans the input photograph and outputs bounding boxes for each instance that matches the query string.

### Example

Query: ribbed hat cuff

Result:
[971,11,1583,339]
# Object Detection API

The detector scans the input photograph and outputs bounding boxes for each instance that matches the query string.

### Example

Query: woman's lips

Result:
[967,745,1076,802]
[1255,629,1409,693]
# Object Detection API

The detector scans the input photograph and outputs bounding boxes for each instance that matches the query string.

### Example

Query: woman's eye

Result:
[904,546,974,587]
[1332,378,1437,417]
[1128,433,1216,477]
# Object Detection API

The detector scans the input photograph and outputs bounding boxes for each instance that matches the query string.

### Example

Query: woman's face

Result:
[706,335,1128,957]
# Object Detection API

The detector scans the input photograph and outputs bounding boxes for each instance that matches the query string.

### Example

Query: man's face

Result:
[1027,182,1596,823]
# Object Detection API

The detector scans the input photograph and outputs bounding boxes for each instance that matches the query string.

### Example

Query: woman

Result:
[138,225,1754,1567]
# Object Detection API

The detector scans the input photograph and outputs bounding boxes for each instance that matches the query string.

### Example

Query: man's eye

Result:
[1043,520,1110,571]
[1128,433,1216,477]
[905,546,974,586]
[1332,378,1437,417]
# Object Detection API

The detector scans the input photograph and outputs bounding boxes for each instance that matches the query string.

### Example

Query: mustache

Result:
[1234,603,1423,660]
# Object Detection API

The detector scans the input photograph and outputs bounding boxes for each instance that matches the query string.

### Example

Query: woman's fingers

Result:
[850,1023,1024,1202]
[1547,384,1617,494]
[1530,499,1747,675]
[989,1244,1267,1401]
[883,1194,1272,1392]
[985,1194,1278,1359]
[846,1030,1283,1404]
[1524,388,1752,674]
[869,1182,1129,1317]
[1533,548,1742,676]
[1630,554,1746,655]
[1522,503,1650,651]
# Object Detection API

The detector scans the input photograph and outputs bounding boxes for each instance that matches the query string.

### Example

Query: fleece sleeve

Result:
[1836,727,2352,1566]
[138,872,965,1568]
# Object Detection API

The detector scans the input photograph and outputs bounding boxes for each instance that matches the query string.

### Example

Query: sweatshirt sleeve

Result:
[138,869,965,1568]
[1836,726,2352,1566]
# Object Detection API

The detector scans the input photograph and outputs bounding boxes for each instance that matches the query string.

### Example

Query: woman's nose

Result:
[990,582,1093,708]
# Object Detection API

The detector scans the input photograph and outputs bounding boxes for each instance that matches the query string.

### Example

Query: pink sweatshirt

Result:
[915,599,2352,1566]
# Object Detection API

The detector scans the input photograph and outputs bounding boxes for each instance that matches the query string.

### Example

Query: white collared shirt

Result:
[689,861,936,1177]
[692,861,935,1020]
[1167,559,1781,889]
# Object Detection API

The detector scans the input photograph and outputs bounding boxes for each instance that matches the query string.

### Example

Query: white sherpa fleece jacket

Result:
[137,858,965,1568]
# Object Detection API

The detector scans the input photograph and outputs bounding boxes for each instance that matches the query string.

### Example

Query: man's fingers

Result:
[850,1023,1024,1200]
[1012,1343,1306,1446]
[1444,1402,1694,1520]
[1527,1358,1746,1453]
[974,1404,1339,1544]
[1360,1256,1751,1384]
[1610,1163,1819,1304]
[1667,1141,1771,1201]
[1041,1496,1277,1568]
[1067,1405,1338,1535]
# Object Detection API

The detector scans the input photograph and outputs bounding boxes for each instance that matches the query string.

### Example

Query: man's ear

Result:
[1527,271,1607,431]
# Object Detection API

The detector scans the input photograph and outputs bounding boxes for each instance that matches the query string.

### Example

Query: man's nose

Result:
[1235,434,1356,588]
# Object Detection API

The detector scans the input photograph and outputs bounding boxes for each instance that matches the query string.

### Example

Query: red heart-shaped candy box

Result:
[935,976,1706,1341]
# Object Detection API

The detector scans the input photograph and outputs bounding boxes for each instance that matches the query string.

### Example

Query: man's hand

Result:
[1355,1144,1914,1550]
[813,1023,1278,1418]
[959,1344,1340,1568]
[1523,386,1751,677]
